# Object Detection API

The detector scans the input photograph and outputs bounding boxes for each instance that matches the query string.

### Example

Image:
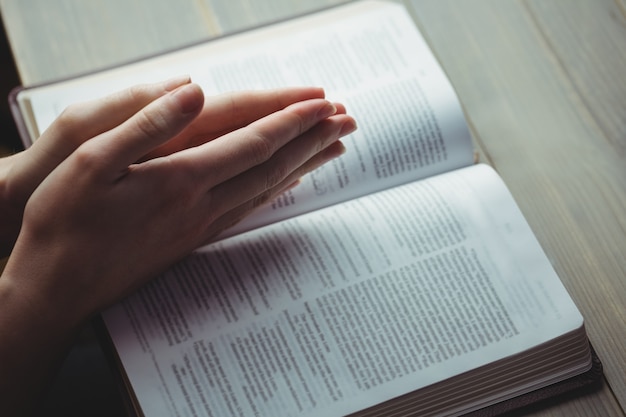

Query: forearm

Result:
[0,273,82,417]
[0,153,23,256]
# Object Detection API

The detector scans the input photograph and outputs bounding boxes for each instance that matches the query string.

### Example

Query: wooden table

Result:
[1,0,625,416]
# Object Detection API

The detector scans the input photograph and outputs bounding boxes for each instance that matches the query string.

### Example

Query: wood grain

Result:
[2,0,625,415]
[519,1,626,408]
[525,0,626,157]
[0,0,352,86]
[411,0,626,414]
[0,0,214,85]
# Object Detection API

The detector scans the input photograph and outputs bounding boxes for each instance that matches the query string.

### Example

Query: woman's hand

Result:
[0,76,345,255]
[0,80,354,416]
[4,80,355,323]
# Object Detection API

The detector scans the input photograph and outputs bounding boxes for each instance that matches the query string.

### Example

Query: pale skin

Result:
[0,76,356,416]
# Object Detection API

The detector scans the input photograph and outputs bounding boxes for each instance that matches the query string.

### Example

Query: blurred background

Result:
[1,15,21,156]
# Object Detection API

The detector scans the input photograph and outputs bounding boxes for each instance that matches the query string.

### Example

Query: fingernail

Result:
[317,102,337,119]
[163,74,192,91]
[324,141,347,161]
[335,141,347,156]
[171,83,204,114]
[339,119,357,136]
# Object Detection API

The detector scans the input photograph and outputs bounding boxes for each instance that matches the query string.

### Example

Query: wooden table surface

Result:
[1,0,625,416]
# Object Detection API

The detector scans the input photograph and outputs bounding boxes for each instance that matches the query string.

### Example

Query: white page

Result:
[22,1,473,236]
[103,164,583,417]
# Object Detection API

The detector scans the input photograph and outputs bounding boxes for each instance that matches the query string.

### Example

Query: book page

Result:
[102,164,584,417]
[21,1,473,236]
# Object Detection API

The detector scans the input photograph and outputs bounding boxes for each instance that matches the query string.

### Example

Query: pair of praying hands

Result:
[0,76,355,416]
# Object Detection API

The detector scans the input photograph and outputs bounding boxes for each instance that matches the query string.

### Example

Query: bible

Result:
[10,1,601,416]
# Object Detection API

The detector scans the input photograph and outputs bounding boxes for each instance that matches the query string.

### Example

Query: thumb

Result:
[95,83,204,171]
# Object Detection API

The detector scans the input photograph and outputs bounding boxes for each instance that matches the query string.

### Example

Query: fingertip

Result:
[312,86,326,98]
[171,83,205,115]
[295,86,325,97]
[332,102,347,115]
[339,118,357,137]
[316,140,347,167]
[331,140,347,157]
[163,74,192,91]
[280,86,326,101]
[317,101,338,119]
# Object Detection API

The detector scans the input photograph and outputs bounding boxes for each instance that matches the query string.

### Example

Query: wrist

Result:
[0,267,85,337]
[0,272,83,416]
[1,239,91,334]
[0,153,26,256]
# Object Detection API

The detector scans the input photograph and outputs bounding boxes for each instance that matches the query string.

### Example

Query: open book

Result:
[11,1,601,416]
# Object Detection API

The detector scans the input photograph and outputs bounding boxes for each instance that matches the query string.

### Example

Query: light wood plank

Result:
[410,0,626,414]
[618,0,626,30]
[0,0,213,86]
[525,0,626,157]
[197,0,350,34]
[0,0,354,87]
[2,0,625,414]
[521,0,626,407]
